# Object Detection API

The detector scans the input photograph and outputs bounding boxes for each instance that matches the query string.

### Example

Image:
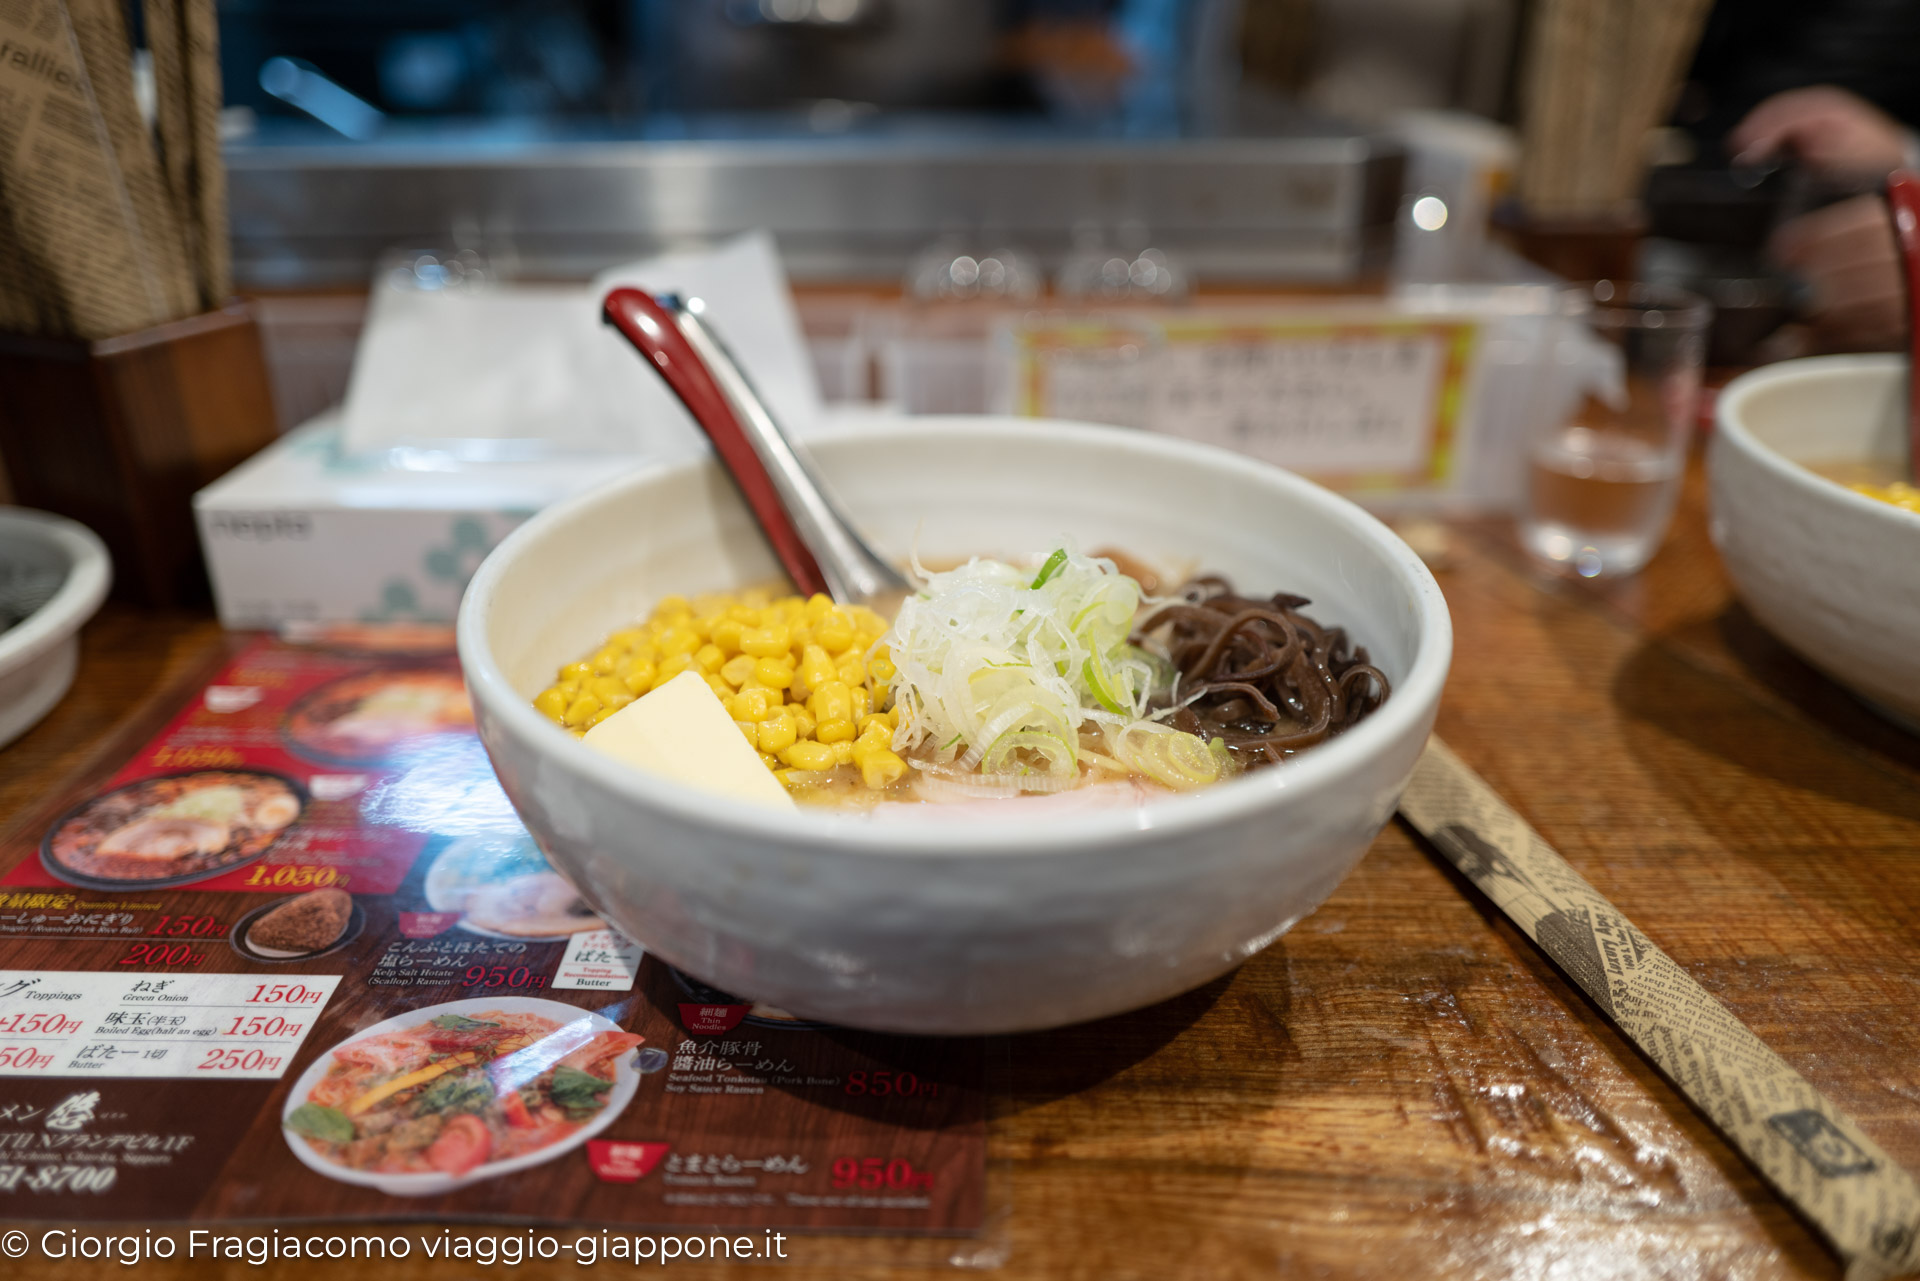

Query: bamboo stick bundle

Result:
[1516,0,1714,220]
[0,0,228,338]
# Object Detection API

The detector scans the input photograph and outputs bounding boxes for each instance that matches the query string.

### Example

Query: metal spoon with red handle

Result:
[1887,170,1920,481]
[601,288,912,609]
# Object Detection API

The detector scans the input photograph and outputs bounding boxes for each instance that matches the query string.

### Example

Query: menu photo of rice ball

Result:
[232,888,363,961]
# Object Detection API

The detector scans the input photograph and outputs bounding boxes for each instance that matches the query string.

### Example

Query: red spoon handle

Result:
[601,288,828,597]
[1887,171,1920,478]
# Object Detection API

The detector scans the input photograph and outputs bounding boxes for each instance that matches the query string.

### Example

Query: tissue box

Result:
[194,412,649,627]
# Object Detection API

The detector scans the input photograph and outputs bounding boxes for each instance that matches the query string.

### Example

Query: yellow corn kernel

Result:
[740,625,790,658]
[781,740,838,771]
[790,706,816,738]
[590,675,634,707]
[831,740,854,765]
[704,673,735,701]
[849,685,871,718]
[804,592,835,621]
[815,716,855,743]
[758,752,781,772]
[608,626,647,648]
[591,646,626,674]
[726,603,759,623]
[735,719,760,745]
[655,594,689,615]
[740,680,785,706]
[563,693,602,728]
[694,643,726,673]
[554,679,581,700]
[849,604,886,631]
[710,619,745,655]
[729,688,773,722]
[797,644,835,691]
[757,714,798,754]
[657,627,702,658]
[621,661,657,695]
[836,655,867,687]
[720,654,757,687]
[533,687,569,722]
[752,658,794,689]
[857,709,892,736]
[869,651,896,683]
[809,680,852,725]
[815,618,854,654]
[589,703,624,727]
[559,660,594,683]
[859,748,907,790]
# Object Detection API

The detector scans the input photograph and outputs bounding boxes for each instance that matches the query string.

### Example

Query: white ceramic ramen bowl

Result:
[1710,355,1920,729]
[459,418,1452,1034]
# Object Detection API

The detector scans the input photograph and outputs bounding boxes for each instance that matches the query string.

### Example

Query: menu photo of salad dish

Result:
[282,667,475,767]
[423,832,605,940]
[40,769,307,889]
[282,997,644,1197]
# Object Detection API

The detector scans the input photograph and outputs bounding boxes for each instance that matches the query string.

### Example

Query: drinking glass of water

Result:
[1519,281,1711,578]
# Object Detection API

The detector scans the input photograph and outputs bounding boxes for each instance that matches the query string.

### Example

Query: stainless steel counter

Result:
[227,126,1404,288]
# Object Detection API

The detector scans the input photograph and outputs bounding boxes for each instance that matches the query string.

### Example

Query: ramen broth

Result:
[533,550,1391,812]
[1804,458,1920,513]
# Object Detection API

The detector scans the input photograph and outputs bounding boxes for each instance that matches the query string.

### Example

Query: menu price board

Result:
[1001,310,1481,499]
[0,631,985,1233]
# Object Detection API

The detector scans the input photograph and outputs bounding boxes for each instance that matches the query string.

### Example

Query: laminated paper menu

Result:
[0,631,985,1233]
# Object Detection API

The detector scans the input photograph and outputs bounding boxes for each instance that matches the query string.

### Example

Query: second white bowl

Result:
[1710,355,1920,729]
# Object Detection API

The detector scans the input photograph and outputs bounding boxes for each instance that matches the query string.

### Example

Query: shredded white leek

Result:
[882,546,1221,791]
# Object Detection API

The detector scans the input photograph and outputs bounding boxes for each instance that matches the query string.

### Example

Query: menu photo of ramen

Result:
[281,997,644,1197]
[282,667,475,767]
[41,769,307,889]
[423,831,606,941]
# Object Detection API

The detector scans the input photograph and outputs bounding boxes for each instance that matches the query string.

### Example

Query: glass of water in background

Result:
[1519,282,1711,578]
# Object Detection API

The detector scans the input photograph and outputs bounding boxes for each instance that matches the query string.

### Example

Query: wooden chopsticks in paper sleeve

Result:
[1400,738,1920,1281]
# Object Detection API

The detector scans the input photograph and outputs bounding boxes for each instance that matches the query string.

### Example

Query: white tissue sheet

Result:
[339,232,821,460]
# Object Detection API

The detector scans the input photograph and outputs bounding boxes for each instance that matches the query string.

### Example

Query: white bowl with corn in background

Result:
[1710,355,1920,730]
[458,417,1451,1034]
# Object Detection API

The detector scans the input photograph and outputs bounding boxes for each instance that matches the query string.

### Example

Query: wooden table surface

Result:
[9,452,1919,1280]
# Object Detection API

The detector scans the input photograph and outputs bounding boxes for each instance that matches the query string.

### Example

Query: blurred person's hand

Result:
[1730,86,1913,178]
[1730,88,1912,352]
[1770,193,1904,351]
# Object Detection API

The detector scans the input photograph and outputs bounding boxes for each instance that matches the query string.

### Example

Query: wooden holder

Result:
[1491,204,1649,284]
[0,304,279,607]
